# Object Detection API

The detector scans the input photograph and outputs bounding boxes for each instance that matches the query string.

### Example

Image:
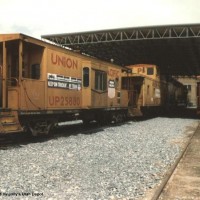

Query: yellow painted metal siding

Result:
[46,49,82,109]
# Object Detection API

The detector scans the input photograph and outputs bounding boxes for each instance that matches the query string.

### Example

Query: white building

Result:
[174,76,199,108]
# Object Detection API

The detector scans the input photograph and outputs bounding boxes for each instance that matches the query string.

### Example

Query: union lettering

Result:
[51,53,78,69]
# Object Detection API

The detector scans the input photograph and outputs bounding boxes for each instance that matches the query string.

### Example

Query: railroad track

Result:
[0,110,195,150]
[0,115,179,150]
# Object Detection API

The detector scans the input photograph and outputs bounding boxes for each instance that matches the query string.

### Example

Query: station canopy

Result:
[42,24,200,76]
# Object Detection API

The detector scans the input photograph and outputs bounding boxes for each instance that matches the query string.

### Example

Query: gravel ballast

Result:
[0,117,199,200]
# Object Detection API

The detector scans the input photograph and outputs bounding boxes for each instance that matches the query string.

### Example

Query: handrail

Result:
[7,77,19,86]
[0,65,2,76]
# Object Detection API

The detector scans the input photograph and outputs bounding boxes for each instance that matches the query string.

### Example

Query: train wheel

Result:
[112,112,126,124]
[29,121,54,136]
[117,114,124,123]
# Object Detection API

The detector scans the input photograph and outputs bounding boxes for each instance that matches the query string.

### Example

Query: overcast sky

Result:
[0,0,200,39]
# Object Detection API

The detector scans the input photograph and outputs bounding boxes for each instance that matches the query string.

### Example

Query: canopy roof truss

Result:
[42,24,200,75]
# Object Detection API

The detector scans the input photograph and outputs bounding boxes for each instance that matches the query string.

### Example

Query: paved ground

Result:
[159,124,200,200]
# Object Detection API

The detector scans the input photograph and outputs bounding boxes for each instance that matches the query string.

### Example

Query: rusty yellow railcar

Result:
[0,33,128,136]
[121,64,187,116]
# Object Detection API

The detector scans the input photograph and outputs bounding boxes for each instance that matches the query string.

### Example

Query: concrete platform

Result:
[159,124,200,200]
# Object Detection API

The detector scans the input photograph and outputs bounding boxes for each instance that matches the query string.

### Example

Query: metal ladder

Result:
[0,109,23,134]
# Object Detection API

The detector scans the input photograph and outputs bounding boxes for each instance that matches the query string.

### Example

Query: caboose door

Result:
[0,41,6,108]
[197,82,200,110]
[0,42,2,107]
[128,90,137,107]
[0,66,2,107]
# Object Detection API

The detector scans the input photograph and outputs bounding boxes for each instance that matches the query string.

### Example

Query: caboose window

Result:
[147,67,154,75]
[95,70,107,91]
[31,64,40,79]
[83,67,89,87]
[186,85,191,91]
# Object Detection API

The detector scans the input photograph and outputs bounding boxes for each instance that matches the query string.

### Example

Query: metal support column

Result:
[2,42,7,108]
[19,40,23,81]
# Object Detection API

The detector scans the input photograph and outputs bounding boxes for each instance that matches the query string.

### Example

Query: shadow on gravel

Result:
[0,132,51,150]
[128,108,199,122]
[0,121,127,150]
[160,107,199,119]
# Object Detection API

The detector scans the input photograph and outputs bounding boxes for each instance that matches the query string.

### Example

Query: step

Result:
[0,116,16,123]
[0,115,16,123]
[1,122,22,132]
[0,110,23,133]
[1,122,17,126]
[0,114,15,118]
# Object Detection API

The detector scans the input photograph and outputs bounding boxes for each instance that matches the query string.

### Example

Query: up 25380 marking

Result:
[48,96,81,106]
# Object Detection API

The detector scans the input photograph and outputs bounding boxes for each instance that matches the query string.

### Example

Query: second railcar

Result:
[121,64,187,116]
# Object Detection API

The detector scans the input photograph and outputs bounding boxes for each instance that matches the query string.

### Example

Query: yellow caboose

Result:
[0,33,128,135]
[121,64,187,116]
